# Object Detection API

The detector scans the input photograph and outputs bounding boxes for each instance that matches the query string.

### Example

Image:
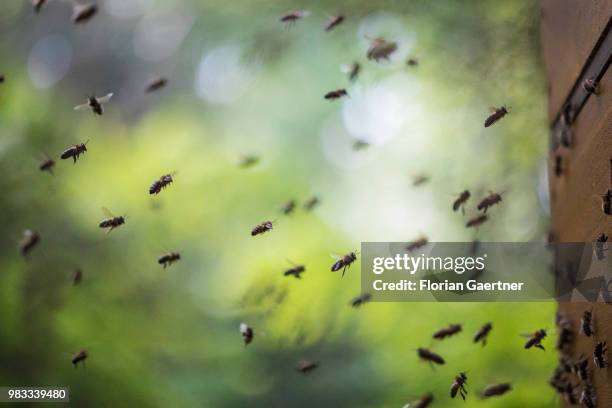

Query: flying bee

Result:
[484,106,509,127]
[406,57,419,67]
[32,0,47,13]
[593,341,607,368]
[601,189,611,215]
[523,329,547,350]
[417,348,445,365]
[304,196,320,211]
[595,233,608,260]
[412,174,429,186]
[408,392,433,408]
[450,372,468,400]
[574,355,589,381]
[453,190,471,213]
[433,324,462,340]
[74,93,113,115]
[284,263,305,278]
[71,349,88,367]
[352,140,370,150]
[0,74,4,83]
[341,62,360,82]
[581,309,594,337]
[60,141,88,164]
[466,214,488,228]
[158,252,180,268]
[554,153,563,177]
[98,207,125,233]
[72,268,83,285]
[239,155,259,168]
[366,37,397,62]
[474,322,492,346]
[279,10,310,27]
[239,323,254,346]
[251,221,273,236]
[146,77,168,93]
[39,154,55,174]
[582,78,599,95]
[325,15,345,31]
[324,88,348,101]
[580,383,596,408]
[149,173,175,195]
[481,383,511,398]
[331,251,357,277]
[350,292,371,307]
[296,360,319,374]
[281,200,296,215]
[477,192,504,213]
[19,229,40,256]
[72,3,97,24]
[406,237,428,252]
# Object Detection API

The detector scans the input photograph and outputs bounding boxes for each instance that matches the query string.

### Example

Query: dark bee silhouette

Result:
[453,190,471,213]
[450,372,468,400]
[601,189,611,215]
[563,382,578,405]
[556,315,573,352]
[366,37,397,62]
[484,106,509,127]
[158,252,180,268]
[559,355,573,373]
[417,348,445,365]
[280,10,310,26]
[324,88,348,101]
[331,251,357,277]
[149,173,175,195]
[325,15,345,31]
[251,221,273,236]
[406,237,428,252]
[72,3,97,24]
[0,74,4,83]
[549,366,566,393]
[284,264,305,278]
[481,383,511,398]
[240,323,254,346]
[524,329,547,350]
[98,208,125,233]
[595,233,608,260]
[71,349,88,367]
[350,293,371,307]
[32,0,47,13]
[593,341,607,368]
[19,229,40,256]
[574,355,589,381]
[296,360,319,374]
[554,154,563,177]
[74,93,113,115]
[281,200,296,215]
[477,192,503,212]
[580,383,596,408]
[582,78,599,95]
[60,141,88,163]
[433,324,462,340]
[410,393,433,408]
[466,214,488,228]
[352,140,369,150]
[304,196,320,211]
[39,155,55,174]
[581,309,594,337]
[342,62,360,82]
[473,322,492,346]
[406,57,419,67]
[72,268,83,285]
[239,155,259,168]
[412,174,429,186]
[146,77,168,93]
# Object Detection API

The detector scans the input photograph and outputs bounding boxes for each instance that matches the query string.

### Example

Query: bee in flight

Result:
[251,221,274,236]
[279,10,310,27]
[484,106,509,127]
[466,214,488,228]
[98,207,125,233]
[523,329,547,351]
[406,57,419,67]
[324,88,348,101]
[146,77,168,93]
[296,359,319,374]
[406,236,428,252]
[158,252,180,268]
[412,174,429,187]
[433,324,462,340]
[71,349,88,367]
[39,154,55,174]
[19,229,40,256]
[417,347,445,366]
[60,141,88,164]
[149,173,175,195]
[341,62,360,82]
[453,190,471,213]
[477,191,504,212]
[240,323,254,346]
[303,196,320,211]
[331,251,358,277]
[450,372,468,400]
[72,3,97,24]
[325,15,345,31]
[281,200,296,215]
[481,383,511,398]
[350,293,371,307]
[284,262,305,279]
[239,155,259,168]
[72,268,83,285]
[407,392,433,408]
[74,93,113,115]
[366,37,397,62]
[473,322,492,346]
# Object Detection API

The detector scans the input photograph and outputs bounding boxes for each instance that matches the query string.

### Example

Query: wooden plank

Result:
[540,0,612,123]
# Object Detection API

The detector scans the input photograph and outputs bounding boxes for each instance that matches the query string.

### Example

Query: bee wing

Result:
[97,93,114,104]
[101,207,114,218]
[239,323,249,334]
[330,253,342,260]
[74,103,90,111]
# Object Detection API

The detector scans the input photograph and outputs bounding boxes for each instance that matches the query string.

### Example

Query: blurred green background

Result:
[0,0,556,407]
